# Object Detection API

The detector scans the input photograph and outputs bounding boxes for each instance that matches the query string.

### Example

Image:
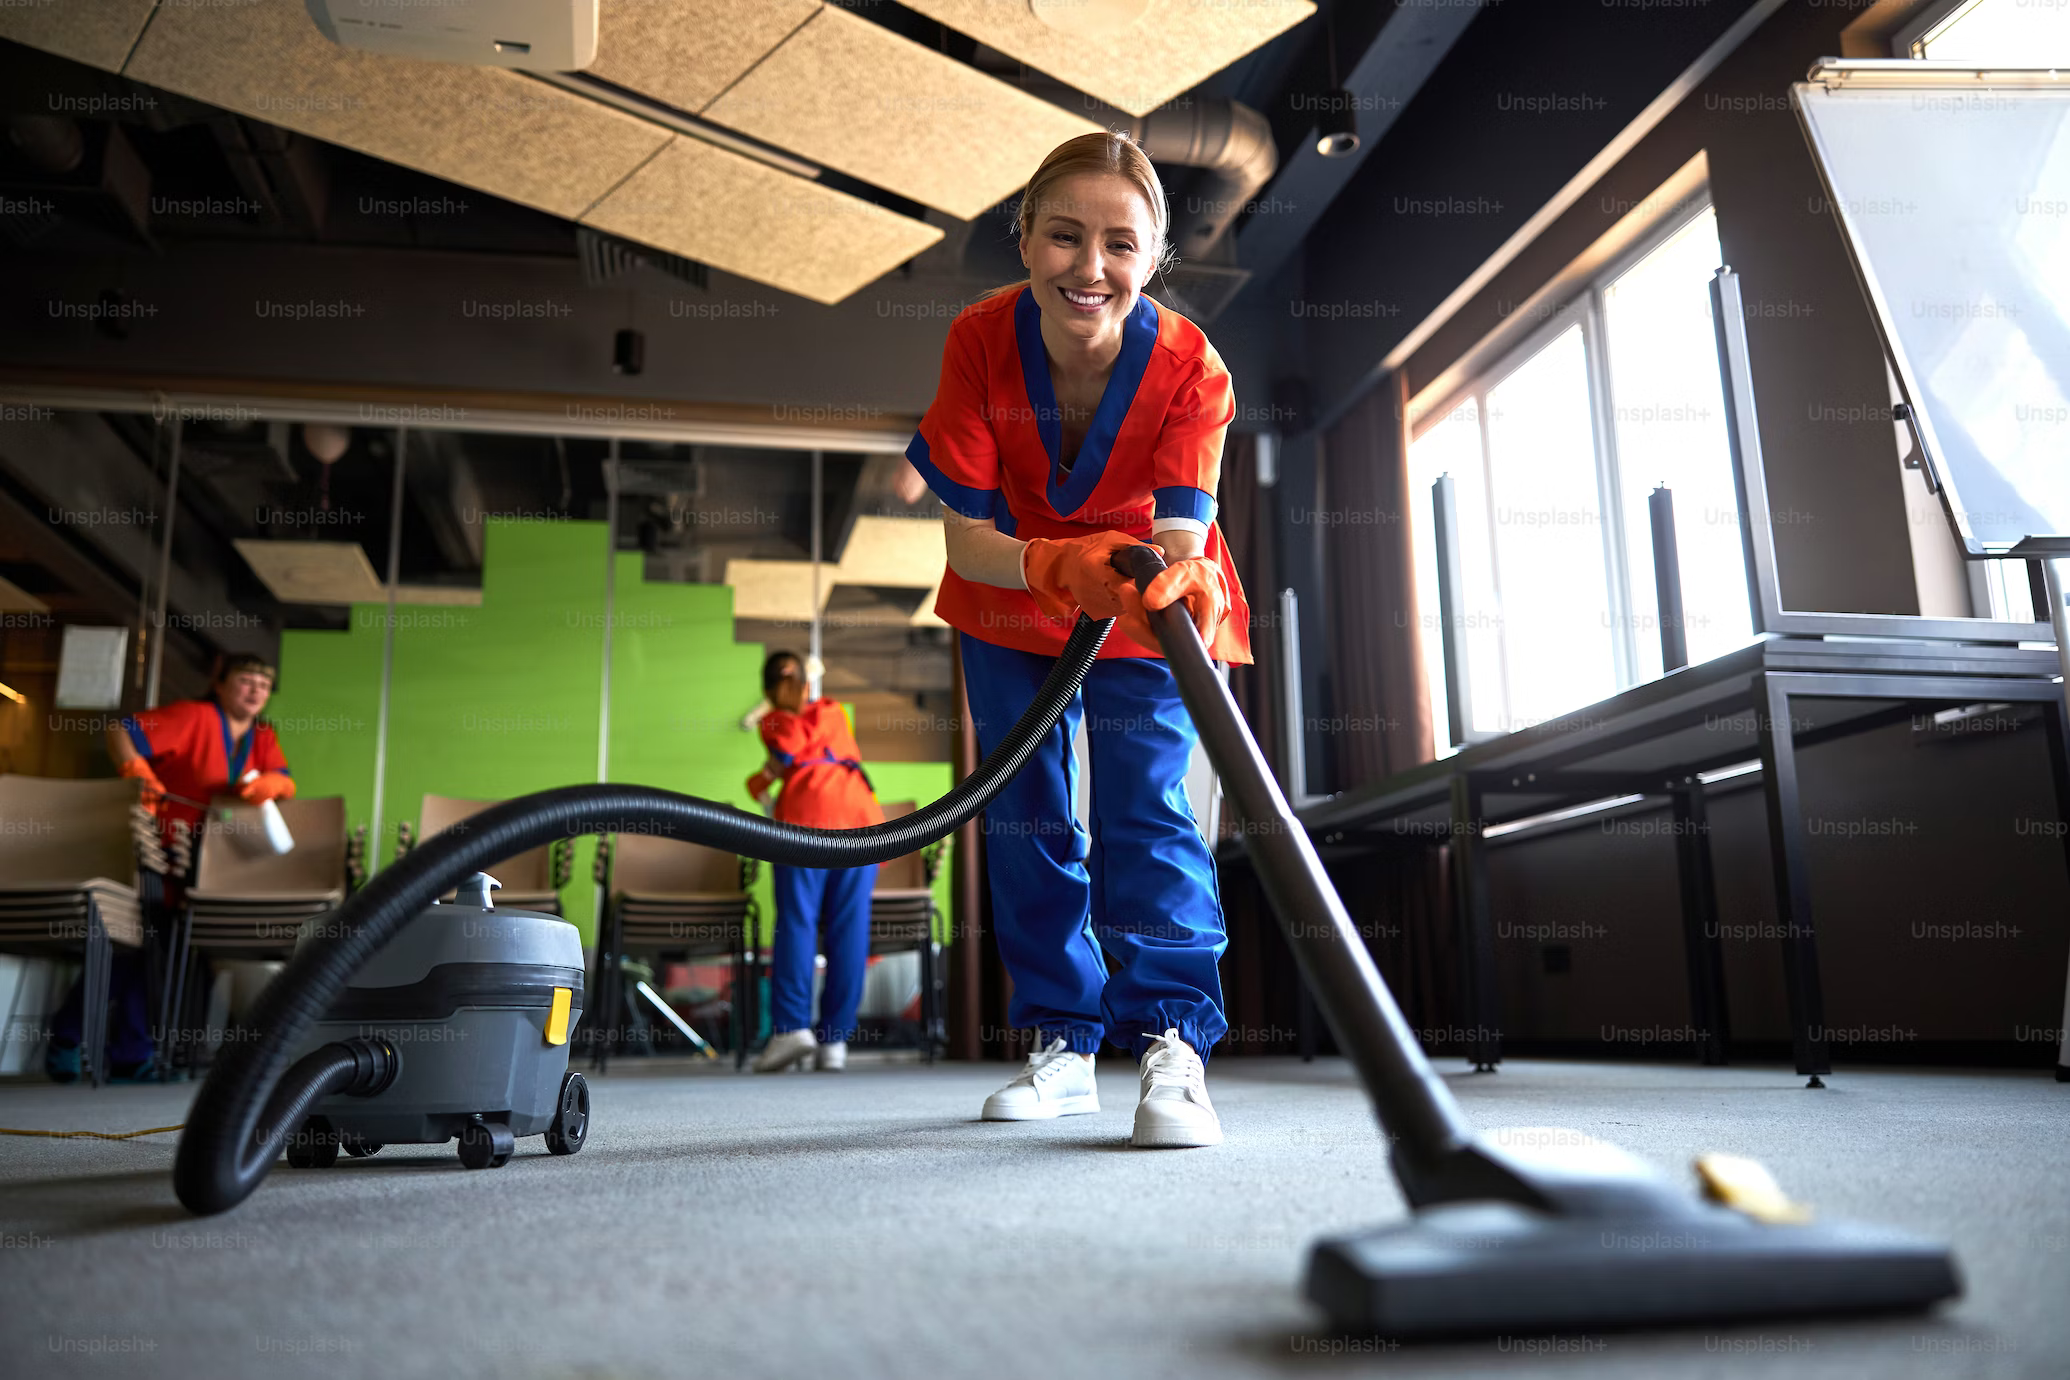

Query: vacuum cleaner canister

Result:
[283,872,589,1170]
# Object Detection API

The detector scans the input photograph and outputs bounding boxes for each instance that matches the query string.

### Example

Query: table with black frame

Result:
[1280,632,2070,1080]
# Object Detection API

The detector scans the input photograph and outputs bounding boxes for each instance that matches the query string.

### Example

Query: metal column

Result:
[367,428,407,863]
[142,417,183,708]
[808,450,823,700]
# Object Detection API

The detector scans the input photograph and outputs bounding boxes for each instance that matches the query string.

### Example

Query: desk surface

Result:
[1286,635,2064,836]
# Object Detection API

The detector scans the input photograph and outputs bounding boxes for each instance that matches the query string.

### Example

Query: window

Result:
[1900,0,2070,63]
[1408,203,1751,751]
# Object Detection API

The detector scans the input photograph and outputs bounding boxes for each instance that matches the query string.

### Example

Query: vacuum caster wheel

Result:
[340,1135,383,1158]
[285,1116,339,1169]
[457,1118,514,1170]
[545,1071,589,1156]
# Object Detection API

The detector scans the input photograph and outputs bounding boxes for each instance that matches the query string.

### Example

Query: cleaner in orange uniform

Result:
[45,655,294,1082]
[745,651,885,1073]
[905,132,1251,1147]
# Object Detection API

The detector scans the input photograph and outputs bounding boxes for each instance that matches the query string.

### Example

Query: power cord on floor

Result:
[0,1125,184,1140]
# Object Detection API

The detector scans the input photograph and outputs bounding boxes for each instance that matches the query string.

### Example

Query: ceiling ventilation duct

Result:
[576,227,709,292]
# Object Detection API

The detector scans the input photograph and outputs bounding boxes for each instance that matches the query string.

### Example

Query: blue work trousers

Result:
[959,632,1228,1062]
[768,863,878,1045]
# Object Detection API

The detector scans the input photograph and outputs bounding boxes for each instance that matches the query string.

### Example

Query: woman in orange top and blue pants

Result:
[905,132,1251,1145]
[745,651,885,1071]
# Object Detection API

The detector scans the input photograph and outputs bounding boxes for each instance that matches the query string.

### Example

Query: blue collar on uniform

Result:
[213,699,253,784]
[1014,287,1159,521]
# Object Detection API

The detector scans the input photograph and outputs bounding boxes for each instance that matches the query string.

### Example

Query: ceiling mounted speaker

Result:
[303,0,598,71]
[1028,0,1151,39]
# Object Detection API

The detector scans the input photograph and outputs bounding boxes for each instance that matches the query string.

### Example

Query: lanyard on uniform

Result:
[215,701,253,784]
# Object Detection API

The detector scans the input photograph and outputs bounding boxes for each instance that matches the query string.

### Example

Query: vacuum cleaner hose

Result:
[175,613,1114,1215]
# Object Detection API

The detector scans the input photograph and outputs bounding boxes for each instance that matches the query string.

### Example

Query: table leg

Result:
[1450,772,1499,1071]
[1754,673,1830,1080]
[1671,779,1731,1065]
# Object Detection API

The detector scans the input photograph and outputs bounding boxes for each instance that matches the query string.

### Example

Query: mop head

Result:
[1305,1131,1960,1338]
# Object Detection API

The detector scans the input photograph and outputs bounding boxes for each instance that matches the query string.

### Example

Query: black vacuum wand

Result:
[1112,542,1960,1335]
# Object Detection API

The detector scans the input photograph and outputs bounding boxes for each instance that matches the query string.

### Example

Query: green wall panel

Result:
[270,519,957,948]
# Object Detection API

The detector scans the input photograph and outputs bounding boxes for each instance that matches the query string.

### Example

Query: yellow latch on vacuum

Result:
[544,988,573,1046]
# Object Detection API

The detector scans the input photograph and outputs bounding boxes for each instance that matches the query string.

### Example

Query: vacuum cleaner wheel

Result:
[545,1071,589,1156]
[284,1116,339,1169]
[457,1118,515,1170]
[339,1135,383,1158]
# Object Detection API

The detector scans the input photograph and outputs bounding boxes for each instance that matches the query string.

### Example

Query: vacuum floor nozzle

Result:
[1306,1202,1961,1338]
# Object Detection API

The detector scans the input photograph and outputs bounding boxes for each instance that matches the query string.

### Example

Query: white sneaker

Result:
[1131,1029,1221,1148]
[980,1037,1099,1120]
[814,1041,847,1072]
[753,1028,817,1073]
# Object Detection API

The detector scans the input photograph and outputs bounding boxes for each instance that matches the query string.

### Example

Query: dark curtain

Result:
[1215,431,1303,1051]
[1215,372,1463,1054]
[1320,369,1434,784]
[1218,431,1282,782]
[1318,369,1462,1042]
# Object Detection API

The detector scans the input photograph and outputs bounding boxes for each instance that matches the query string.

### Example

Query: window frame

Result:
[1891,0,1986,59]
[1411,193,1733,747]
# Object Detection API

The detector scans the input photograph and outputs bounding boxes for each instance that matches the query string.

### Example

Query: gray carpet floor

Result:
[1,1056,2065,1379]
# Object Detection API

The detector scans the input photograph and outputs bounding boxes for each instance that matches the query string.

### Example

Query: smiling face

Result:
[1019,171,1160,350]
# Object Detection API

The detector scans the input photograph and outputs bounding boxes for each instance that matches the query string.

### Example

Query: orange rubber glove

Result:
[745,767,779,813]
[1137,554,1229,649]
[118,754,166,809]
[1021,530,1153,622]
[238,770,295,805]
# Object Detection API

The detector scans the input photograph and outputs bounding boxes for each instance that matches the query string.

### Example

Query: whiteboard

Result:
[1795,75,2070,554]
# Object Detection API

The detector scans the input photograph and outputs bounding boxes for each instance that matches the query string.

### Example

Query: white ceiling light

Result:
[1029,0,1152,40]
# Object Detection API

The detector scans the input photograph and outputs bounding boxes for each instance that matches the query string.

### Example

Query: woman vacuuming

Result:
[746,650,886,1073]
[907,132,1252,1147]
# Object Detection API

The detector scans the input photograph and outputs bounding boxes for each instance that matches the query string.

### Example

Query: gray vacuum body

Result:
[288,873,587,1157]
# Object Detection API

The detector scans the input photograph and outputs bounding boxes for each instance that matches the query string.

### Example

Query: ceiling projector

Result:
[304,0,597,71]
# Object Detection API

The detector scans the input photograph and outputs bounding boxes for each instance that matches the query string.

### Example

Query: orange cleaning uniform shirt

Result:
[121,699,290,833]
[745,699,885,831]
[905,287,1252,664]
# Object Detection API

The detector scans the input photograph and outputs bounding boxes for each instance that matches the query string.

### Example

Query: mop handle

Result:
[1112,544,1477,1162]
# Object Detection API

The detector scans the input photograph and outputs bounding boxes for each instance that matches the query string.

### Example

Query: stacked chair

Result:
[593,831,757,1070]
[869,801,950,1063]
[402,794,572,912]
[0,775,159,1086]
[160,796,347,1072]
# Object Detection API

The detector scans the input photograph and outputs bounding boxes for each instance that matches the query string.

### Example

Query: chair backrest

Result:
[610,830,740,895]
[417,794,554,890]
[874,800,928,892]
[193,796,347,895]
[0,774,138,886]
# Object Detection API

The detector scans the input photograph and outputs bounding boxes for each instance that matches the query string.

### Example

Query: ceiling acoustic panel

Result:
[897,0,1314,116]
[123,0,669,221]
[0,0,156,74]
[702,6,1099,220]
[587,0,821,116]
[581,135,941,305]
[234,540,385,606]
